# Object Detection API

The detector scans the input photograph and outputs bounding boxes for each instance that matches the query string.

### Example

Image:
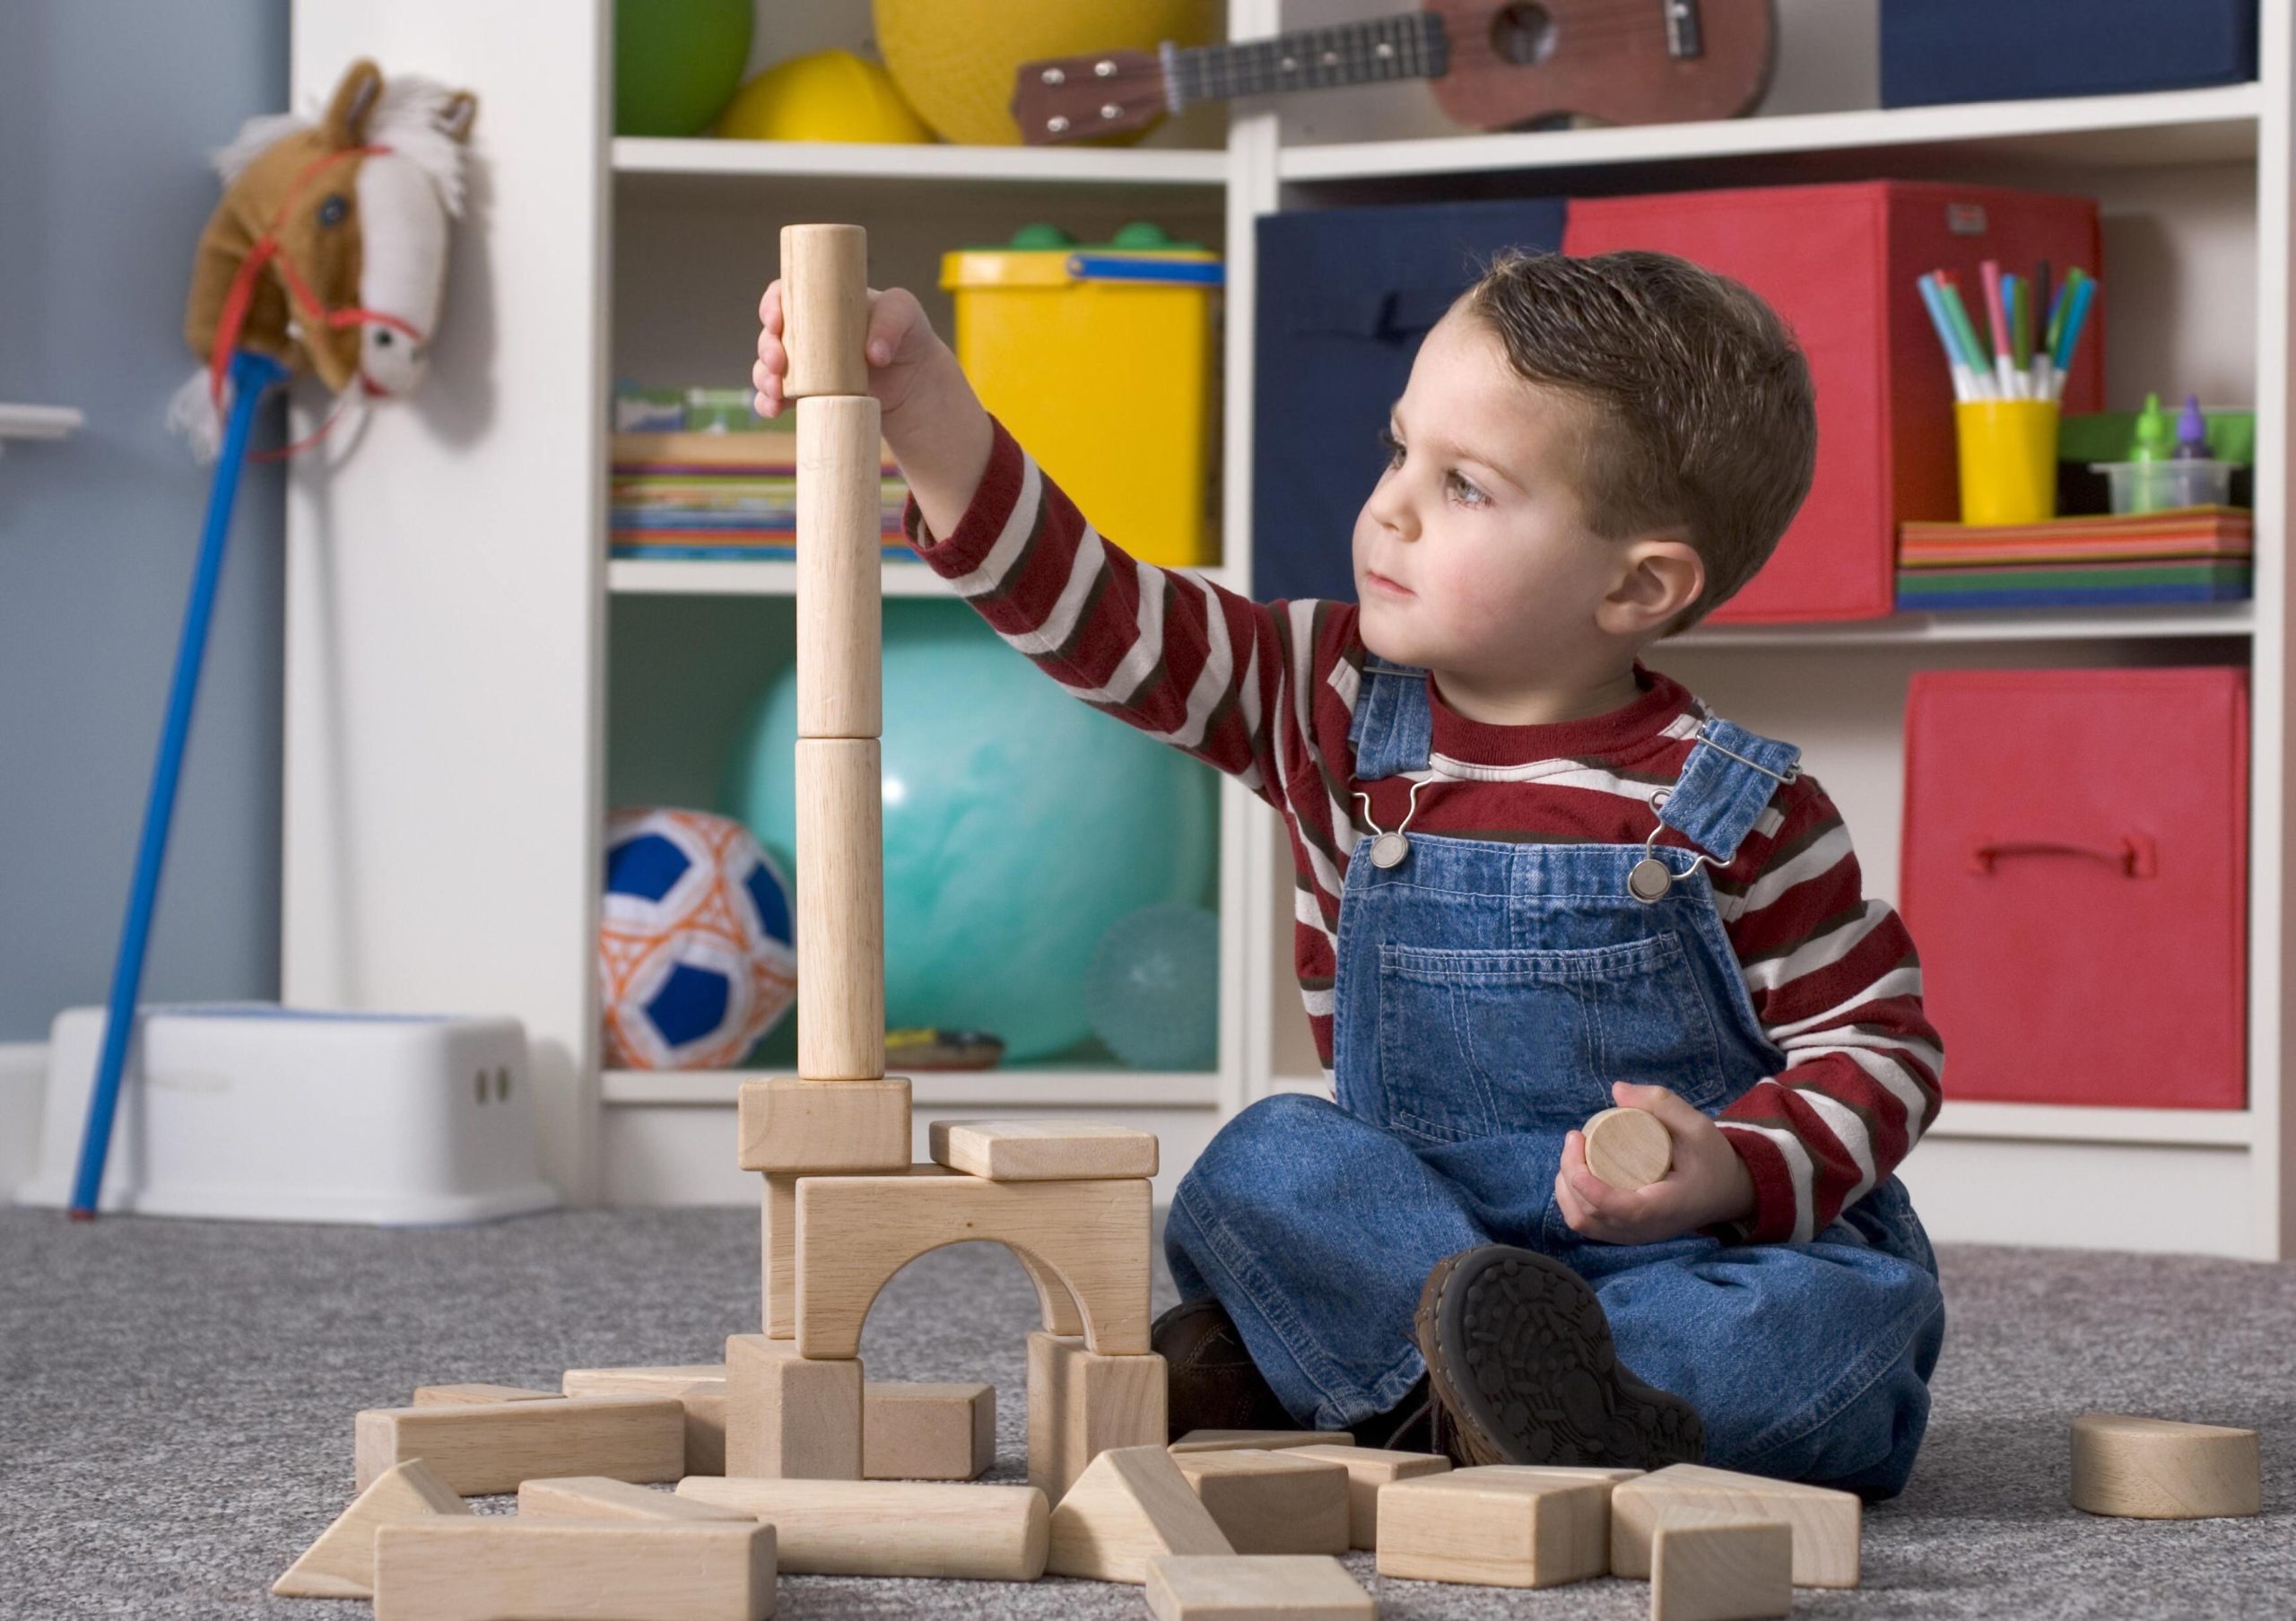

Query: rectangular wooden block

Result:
[930,1118,1159,1181]
[738,1076,910,1172]
[517,1477,759,1523]
[1169,1430,1351,1455]
[763,1173,797,1338]
[1652,1509,1794,1621]
[410,1383,560,1407]
[372,1518,773,1621]
[1172,1449,1351,1556]
[1145,1554,1375,1620]
[1048,1444,1233,1583]
[1612,1463,1861,1588]
[561,1365,729,1477]
[1287,1445,1452,1549]
[677,1477,1049,1581]
[864,1382,995,1480]
[1376,1468,1610,1590]
[273,1459,468,1599]
[1028,1332,1168,1503]
[354,1397,685,1495]
[725,1334,862,1479]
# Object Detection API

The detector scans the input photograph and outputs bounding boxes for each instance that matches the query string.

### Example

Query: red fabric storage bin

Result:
[1563,181,2103,623]
[1899,667,2248,1108]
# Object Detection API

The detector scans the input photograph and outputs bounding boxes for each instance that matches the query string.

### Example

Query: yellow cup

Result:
[1954,397,2060,526]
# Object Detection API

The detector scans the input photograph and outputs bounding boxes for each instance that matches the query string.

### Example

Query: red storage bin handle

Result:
[1969,834,2158,879]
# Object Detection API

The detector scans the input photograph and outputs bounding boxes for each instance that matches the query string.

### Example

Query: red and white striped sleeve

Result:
[1709,776,1945,1244]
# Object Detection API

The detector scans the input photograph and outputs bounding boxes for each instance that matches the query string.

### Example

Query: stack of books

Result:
[610,430,916,561]
[1895,506,2251,610]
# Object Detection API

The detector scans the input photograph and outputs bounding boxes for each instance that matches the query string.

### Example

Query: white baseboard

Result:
[0,1042,49,1198]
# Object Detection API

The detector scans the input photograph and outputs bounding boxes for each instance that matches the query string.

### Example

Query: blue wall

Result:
[0,2,291,1041]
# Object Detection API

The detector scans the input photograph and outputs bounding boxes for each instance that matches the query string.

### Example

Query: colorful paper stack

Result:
[610,430,917,561]
[1896,506,2251,610]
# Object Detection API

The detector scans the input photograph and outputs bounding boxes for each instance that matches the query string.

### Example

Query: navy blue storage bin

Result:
[1880,0,2257,108]
[1252,198,1566,605]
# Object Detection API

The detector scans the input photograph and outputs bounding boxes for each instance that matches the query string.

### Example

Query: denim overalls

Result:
[1167,655,1948,1498]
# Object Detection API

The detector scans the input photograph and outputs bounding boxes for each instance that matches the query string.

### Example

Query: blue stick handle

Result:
[68,348,288,1217]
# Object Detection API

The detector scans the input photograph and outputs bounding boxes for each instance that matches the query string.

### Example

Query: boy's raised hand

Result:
[1554,1080,1758,1245]
[752,279,941,423]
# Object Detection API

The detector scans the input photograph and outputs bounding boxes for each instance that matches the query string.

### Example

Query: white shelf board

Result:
[613,137,1228,188]
[608,557,1247,599]
[0,403,83,441]
[1925,1099,2255,1147]
[602,1067,1223,1109]
[1672,602,2255,649]
[1279,83,2264,184]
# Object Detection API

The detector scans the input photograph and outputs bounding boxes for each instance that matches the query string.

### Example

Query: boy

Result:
[752,247,1945,1501]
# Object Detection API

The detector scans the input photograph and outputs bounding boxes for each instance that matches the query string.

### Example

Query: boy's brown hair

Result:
[1463,248,1817,637]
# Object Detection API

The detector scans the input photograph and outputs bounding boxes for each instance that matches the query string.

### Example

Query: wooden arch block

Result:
[2070,1413,2260,1519]
[793,1169,1152,1358]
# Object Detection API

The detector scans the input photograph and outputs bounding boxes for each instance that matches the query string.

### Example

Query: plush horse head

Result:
[170,59,477,458]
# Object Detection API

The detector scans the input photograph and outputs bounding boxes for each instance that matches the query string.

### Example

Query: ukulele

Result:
[1013,0,1776,144]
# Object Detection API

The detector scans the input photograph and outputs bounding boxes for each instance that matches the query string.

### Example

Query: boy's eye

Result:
[1448,471,1488,507]
[1377,427,1404,467]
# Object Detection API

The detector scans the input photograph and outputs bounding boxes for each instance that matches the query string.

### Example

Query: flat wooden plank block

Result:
[1652,1510,1793,1621]
[929,1118,1159,1181]
[795,1170,1152,1358]
[372,1518,773,1621]
[2070,1413,2261,1519]
[1172,1449,1351,1556]
[1376,1468,1610,1590]
[1612,1464,1861,1588]
[273,1459,467,1599]
[677,1477,1048,1580]
[1027,1332,1168,1503]
[1048,1444,1234,1583]
[410,1383,560,1407]
[864,1381,996,1480]
[1145,1554,1375,1620]
[1168,1430,1350,1455]
[354,1397,685,1495]
[562,1366,729,1476]
[737,1076,910,1173]
[517,1477,760,1522]
[1287,1445,1452,1549]
[725,1335,862,1479]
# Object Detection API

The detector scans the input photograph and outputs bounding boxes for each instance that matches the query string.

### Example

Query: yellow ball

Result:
[874,0,1217,145]
[715,49,935,144]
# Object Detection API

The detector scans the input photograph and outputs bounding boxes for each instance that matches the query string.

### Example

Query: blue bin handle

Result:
[1065,253,1225,287]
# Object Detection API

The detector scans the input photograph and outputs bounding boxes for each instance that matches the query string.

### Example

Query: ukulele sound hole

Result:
[1489,4,1558,67]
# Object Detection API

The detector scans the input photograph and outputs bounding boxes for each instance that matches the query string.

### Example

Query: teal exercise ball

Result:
[615,0,754,136]
[727,599,1217,1062]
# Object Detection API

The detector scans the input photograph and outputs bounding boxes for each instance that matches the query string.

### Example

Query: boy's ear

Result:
[1597,535,1705,637]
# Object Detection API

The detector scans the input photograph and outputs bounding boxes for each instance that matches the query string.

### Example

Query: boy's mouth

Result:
[1367,570,1413,597]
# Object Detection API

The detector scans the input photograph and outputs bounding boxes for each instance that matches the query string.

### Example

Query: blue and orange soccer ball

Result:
[601,807,796,1070]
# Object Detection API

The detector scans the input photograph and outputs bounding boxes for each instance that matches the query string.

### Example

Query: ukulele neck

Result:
[1164,12,1450,108]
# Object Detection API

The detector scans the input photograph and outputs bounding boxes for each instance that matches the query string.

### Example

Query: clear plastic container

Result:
[2088,458,2237,515]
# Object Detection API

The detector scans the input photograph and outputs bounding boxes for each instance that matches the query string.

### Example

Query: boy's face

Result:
[1352,310,1647,686]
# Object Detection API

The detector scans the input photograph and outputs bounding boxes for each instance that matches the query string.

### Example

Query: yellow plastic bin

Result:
[942,223,1222,568]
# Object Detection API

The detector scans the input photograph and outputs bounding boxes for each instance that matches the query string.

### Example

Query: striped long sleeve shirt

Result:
[902,417,1944,1245]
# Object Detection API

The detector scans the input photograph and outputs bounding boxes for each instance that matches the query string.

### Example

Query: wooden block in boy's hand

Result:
[354,1395,685,1495]
[372,1517,773,1621]
[1612,1464,1860,1588]
[1170,1448,1351,1556]
[1584,1105,1672,1190]
[929,1118,1159,1181]
[1376,1468,1610,1590]
[1145,1554,1375,1620]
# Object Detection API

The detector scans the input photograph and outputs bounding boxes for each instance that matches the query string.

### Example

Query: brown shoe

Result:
[1152,1298,1293,1442]
[1414,1245,1705,1470]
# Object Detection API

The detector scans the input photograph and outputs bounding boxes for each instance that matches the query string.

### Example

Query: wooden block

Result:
[737,1076,909,1173]
[1376,1468,1610,1589]
[779,222,868,399]
[795,740,884,1082]
[354,1396,685,1495]
[1171,1449,1351,1556]
[1613,1463,1860,1588]
[1027,1331,1168,1503]
[272,1459,468,1599]
[1168,1429,1351,1455]
[1287,1444,1452,1549]
[796,393,885,740]
[677,1477,1049,1580]
[1584,1106,1673,1191]
[372,1518,773,1621]
[410,1383,559,1407]
[725,1334,862,1479]
[795,1169,1152,1358]
[763,1172,797,1338]
[561,1365,729,1477]
[2070,1413,2261,1519]
[930,1118,1160,1181]
[1145,1554,1374,1620]
[517,1477,759,1523]
[1047,1443,1233,1583]
[1651,1508,1793,1621]
[865,1381,996,1480]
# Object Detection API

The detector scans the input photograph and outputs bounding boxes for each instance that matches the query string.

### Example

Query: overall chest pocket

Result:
[1373,931,1733,1146]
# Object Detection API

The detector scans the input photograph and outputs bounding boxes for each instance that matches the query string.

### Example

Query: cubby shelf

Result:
[602,1068,1222,1108]
[605,557,1248,598]
[613,135,1227,188]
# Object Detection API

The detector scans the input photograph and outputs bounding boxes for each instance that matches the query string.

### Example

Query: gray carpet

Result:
[1,1207,2289,1619]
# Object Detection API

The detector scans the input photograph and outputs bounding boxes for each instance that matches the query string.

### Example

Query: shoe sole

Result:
[1416,1245,1706,1471]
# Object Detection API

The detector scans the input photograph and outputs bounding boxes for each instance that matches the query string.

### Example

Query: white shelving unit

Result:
[283,1,2295,1257]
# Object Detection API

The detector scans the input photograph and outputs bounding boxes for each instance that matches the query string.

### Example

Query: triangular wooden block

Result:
[1048,1443,1233,1583]
[271,1458,468,1598]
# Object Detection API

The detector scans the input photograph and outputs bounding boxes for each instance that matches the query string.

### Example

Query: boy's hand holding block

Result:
[1583,1105,1673,1191]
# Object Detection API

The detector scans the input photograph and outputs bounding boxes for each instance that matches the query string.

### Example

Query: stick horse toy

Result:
[68,61,477,1217]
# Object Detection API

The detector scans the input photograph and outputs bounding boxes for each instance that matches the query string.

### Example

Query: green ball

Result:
[615,0,754,137]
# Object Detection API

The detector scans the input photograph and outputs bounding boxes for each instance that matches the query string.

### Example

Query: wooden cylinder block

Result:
[675,1477,1050,1580]
[796,395,884,739]
[796,739,884,1081]
[1584,1106,1672,1191]
[2070,1413,2259,1519]
[780,223,869,398]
